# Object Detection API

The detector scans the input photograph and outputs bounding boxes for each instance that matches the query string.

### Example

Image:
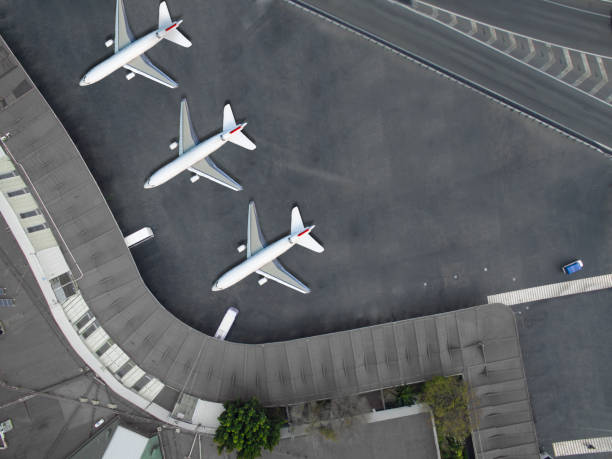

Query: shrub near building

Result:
[214,398,283,459]
[420,376,471,459]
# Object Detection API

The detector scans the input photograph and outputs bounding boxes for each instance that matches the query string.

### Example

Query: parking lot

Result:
[1,0,610,343]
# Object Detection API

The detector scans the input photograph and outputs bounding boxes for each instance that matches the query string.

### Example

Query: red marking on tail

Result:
[229,126,242,134]
[165,23,178,32]
[298,229,310,237]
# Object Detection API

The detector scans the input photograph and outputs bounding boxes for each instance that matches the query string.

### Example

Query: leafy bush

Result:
[420,376,470,458]
[394,385,417,407]
[214,398,283,459]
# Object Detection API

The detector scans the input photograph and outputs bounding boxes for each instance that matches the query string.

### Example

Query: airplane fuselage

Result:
[145,127,244,188]
[80,28,168,86]
[213,234,300,291]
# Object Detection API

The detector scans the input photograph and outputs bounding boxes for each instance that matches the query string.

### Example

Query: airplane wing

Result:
[247,201,266,257]
[123,54,178,89]
[257,260,311,294]
[179,99,198,155]
[188,157,242,191]
[228,131,256,150]
[115,0,134,52]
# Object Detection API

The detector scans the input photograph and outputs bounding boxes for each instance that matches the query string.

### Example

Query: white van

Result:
[214,307,239,340]
[124,227,154,248]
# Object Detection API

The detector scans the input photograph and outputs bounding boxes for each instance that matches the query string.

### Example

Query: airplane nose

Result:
[212,283,221,291]
[79,76,88,86]
[143,180,153,189]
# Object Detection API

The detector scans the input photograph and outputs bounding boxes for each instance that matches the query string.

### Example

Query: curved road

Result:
[284,0,612,150]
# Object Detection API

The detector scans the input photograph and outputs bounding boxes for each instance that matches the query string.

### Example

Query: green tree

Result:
[214,398,282,459]
[393,385,417,407]
[420,376,471,458]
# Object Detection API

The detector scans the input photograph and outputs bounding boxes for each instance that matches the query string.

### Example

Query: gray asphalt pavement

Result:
[289,0,612,150]
[428,0,612,56]
[0,0,610,344]
[514,289,612,457]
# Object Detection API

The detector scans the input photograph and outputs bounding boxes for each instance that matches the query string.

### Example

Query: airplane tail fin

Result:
[159,2,192,47]
[223,104,256,150]
[158,2,172,28]
[291,207,324,253]
[291,206,304,234]
[223,104,237,131]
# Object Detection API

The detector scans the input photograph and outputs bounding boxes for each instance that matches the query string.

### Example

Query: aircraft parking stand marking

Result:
[468,20,478,36]
[573,53,592,87]
[541,43,556,72]
[523,38,536,64]
[557,48,573,79]
[553,436,612,456]
[400,0,612,106]
[487,273,612,306]
[590,56,608,95]
[504,33,517,54]
[485,26,496,45]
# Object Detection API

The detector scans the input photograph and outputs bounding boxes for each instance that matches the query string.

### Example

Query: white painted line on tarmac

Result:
[523,38,536,63]
[414,0,612,59]
[487,273,612,305]
[540,43,556,72]
[486,26,497,45]
[590,56,609,95]
[557,48,574,79]
[553,435,612,456]
[536,0,611,18]
[402,0,612,107]
[573,53,592,86]
[504,33,517,54]
[468,20,477,36]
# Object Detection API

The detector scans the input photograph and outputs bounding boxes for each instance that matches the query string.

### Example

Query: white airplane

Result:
[212,202,324,294]
[144,99,255,190]
[80,0,191,88]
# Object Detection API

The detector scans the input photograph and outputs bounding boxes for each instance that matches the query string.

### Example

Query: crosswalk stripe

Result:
[487,273,612,305]
[553,435,612,456]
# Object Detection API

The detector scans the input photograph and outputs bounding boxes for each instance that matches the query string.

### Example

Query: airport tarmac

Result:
[514,289,612,455]
[1,0,610,343]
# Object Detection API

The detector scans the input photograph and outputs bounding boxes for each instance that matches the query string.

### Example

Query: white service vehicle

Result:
[212,202,324,294]
[144,99,255,190]
[124,227,154,248]
[214,307,239,340]
[80,0,191,88]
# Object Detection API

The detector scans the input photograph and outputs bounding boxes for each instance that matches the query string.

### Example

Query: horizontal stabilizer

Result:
[228,131,256,150]
[296,233,324,253]
[165,29,192,47]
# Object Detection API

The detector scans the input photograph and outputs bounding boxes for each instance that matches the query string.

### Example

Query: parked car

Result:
[562,259,583,275]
